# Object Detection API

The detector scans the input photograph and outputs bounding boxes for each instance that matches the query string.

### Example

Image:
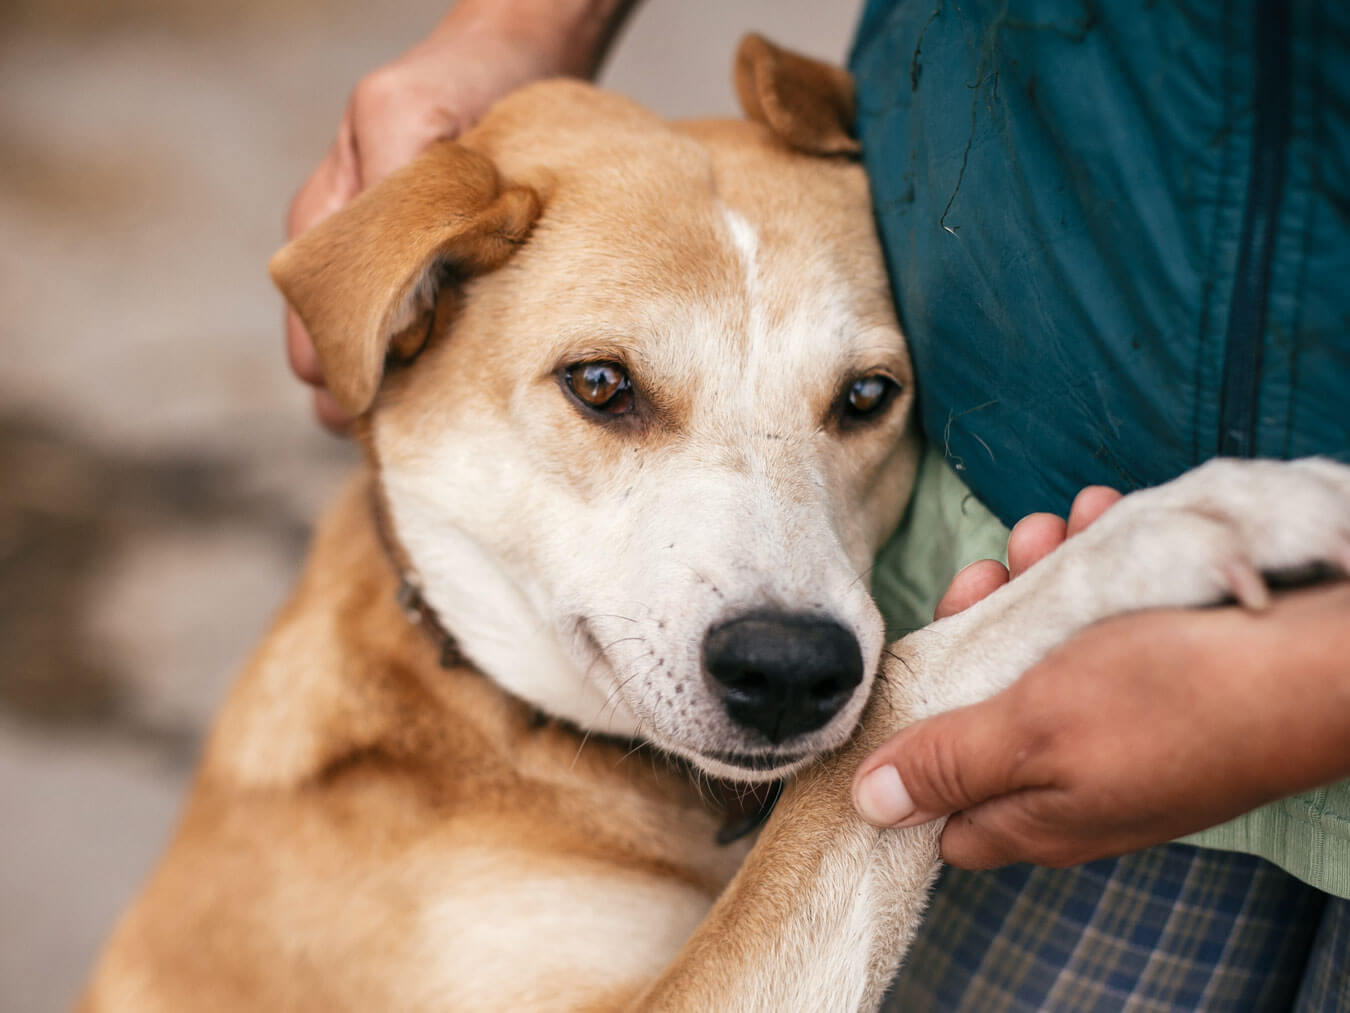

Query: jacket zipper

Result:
[1216,0,1294,458]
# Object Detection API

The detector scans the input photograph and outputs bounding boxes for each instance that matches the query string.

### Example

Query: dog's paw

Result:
[1061,457,1350,616]
[891,457,1350,722]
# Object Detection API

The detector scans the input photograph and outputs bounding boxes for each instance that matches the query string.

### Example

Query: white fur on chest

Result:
[413,847,712,1009]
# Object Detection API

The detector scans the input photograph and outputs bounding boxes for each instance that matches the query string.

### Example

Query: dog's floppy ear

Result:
[269,140,540,416]
[734,33,860,157]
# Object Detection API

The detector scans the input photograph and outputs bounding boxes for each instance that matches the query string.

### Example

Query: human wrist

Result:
[1245,583,1350,794]
[430,0,638,78]
[1181,583,1350,805]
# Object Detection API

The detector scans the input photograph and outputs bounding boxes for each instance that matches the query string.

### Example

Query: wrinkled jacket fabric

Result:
[852,0,1350,895]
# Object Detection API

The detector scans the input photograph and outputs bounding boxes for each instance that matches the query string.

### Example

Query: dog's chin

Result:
[652,737,821,785]
[629,695,869,785]
[696,750,815,784]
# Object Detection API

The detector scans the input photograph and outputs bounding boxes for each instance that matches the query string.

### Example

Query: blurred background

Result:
[0,0,862,1007]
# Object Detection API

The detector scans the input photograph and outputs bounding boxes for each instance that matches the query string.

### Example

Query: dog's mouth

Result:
[704,747,811,771]
[669,742,820,784]
[571,614,862,782]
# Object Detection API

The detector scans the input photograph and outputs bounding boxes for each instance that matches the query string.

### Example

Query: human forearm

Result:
[427,0,642,79]
[1213,581,1350,800]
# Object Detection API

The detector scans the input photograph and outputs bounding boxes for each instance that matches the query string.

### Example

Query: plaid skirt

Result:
[883,844,1348,1011]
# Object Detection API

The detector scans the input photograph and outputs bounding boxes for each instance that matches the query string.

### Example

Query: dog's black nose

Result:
[703,614,864,744]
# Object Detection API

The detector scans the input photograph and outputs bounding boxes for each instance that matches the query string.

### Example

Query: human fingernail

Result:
[855,765,915,826]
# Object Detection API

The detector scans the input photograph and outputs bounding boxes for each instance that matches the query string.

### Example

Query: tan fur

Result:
[272,143,540,417]
[84,37,896,1011]
[83,34,1350,1012]
[83,478,746,1011]
[734,33,860,157]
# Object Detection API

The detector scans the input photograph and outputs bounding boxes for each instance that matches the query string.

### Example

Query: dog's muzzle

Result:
[703,613,863,744]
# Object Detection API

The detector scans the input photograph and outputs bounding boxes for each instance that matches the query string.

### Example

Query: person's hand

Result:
[853,488,1350,869]
[286,0,637,430]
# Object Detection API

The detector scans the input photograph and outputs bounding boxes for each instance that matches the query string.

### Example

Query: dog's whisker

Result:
[620,721,655,764]
[568,728,594,770]
[676,562,725,599]
[583,638,649,682]
[603,658,657,710]
[587,656,664,747]
[598,635,647,653]
[847,562,878,591]
[881,646,915,677]
[582,640,651,682]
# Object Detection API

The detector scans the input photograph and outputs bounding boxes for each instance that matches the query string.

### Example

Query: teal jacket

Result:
[851,0,1350,895]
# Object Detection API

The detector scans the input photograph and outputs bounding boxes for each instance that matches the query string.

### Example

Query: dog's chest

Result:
[408,843,717,1008]
[353,719,752,1007]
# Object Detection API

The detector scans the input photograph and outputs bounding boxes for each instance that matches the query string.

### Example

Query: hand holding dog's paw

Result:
[855,581,1350,867]
[855,459,1350,868]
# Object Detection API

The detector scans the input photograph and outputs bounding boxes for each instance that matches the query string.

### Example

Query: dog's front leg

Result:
[630,699,943,1013]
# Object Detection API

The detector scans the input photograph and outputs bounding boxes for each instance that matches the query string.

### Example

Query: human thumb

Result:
[852,697,1029,828]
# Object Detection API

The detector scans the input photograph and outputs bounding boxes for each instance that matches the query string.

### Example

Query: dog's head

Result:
[271,36,917,783]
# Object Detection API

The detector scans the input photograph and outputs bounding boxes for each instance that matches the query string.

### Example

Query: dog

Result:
[81,35,1350,1011]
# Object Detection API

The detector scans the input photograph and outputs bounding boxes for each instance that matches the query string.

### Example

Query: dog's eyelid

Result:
[547,334,642,371]
[543,341,627,383]
[848,363,903,386]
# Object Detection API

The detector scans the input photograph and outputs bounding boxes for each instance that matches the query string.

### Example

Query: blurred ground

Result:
[0,1,861,1008]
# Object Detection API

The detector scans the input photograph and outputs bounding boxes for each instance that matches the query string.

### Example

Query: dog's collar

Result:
[368,486,463,669]
[712,779,783,844]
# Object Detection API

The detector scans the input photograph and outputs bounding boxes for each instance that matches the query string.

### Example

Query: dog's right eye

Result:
[563,361,636,416]
[836,372,901,428]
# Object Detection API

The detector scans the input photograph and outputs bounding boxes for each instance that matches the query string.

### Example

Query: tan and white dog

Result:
[82,36,1350,1012]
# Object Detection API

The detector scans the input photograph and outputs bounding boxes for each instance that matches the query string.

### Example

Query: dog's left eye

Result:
[564,361,636,416]
[841,374,900,422]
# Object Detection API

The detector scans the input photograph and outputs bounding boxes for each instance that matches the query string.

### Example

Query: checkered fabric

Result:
[1295,894,1349,1012]
[883,844,1348,1011]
